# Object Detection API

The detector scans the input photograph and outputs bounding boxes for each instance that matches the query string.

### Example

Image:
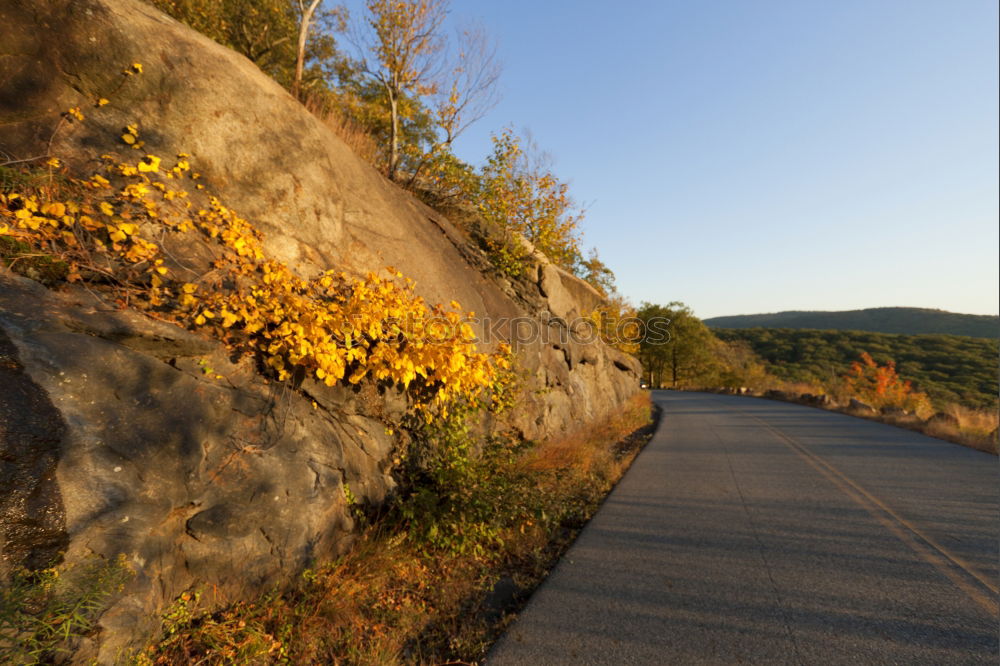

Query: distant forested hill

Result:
[713,328,999,409]
[704,308,998,338]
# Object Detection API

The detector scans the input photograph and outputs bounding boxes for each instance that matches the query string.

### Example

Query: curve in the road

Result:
[488,391,999,665]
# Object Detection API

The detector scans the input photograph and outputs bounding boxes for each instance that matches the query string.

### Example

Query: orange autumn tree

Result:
[843,352,930,413]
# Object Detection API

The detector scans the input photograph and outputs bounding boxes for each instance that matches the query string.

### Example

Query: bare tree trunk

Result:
[292,0,322,100]
[388,92,400,180]
[671,347,678,387]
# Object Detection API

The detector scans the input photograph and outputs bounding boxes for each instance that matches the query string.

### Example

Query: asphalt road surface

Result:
[488,391,999,665]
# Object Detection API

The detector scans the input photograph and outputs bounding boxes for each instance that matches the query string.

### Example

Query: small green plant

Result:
[159,589,201,639]
[143,588,290,664]
[0,164,63,195]
[342,481,367,527]
[0,554,133,664]
[195,359,226,380]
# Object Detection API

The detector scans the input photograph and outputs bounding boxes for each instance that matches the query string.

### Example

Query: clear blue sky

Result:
[339,0,999,318]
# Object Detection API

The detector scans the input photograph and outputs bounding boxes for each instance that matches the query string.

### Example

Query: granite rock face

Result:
[0,0,640,658]
[0,271,384,659]
[0,0,640,434]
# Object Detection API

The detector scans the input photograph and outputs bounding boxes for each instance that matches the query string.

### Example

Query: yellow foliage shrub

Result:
[1,86,506,415]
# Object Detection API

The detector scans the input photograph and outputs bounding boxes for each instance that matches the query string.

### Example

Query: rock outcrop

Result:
[848,398,877,414]
[0,0,640,659]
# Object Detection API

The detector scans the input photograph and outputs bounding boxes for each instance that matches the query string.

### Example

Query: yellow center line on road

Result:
[741,410,999,618]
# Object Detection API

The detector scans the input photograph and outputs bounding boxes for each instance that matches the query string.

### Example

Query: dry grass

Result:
[524,392,652,477]
[302,95,382,169]
[142,392,656,665]
[749,382,999,456]
[921,403,999,455]
[321,111,382,168]
[714,363,998,456]
[280,536,491,663]
[944,402,999,436]
[772,379,829,397]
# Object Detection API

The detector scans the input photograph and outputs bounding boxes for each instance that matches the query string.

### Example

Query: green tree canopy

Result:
[637,302,719,388]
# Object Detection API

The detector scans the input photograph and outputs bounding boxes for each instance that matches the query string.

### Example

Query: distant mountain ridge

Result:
[704,307,999,339]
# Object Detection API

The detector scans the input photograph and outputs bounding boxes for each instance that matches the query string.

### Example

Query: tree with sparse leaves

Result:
[353,0,446,181]
[350,0,499,182]
[579,248,616,296]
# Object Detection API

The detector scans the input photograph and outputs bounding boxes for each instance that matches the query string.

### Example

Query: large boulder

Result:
[800,393,833,408]
[0,0,641,659]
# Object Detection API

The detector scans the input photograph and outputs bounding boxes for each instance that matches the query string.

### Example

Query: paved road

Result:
[488,391,999,664]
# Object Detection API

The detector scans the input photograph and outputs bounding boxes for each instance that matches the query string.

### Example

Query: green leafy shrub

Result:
[394,390,541,557]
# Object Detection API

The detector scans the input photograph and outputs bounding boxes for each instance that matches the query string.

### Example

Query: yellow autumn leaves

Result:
[138,155,161,173]
[1,121,506,414]
[121,124,145,151]
[167,192,509,408]
[1,178,160,274]
[174,253,503,408]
